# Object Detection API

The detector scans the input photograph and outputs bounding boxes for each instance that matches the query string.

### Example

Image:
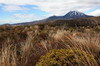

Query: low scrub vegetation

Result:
[0,24,100,66]
[36,49,97,66]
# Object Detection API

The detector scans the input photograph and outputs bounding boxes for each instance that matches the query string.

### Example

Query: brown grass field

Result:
[0,23,100,66]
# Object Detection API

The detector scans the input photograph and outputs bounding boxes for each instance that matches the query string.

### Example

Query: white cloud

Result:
[12,13,47,21]
[35,0,100,16]
[0,0,36,5]
[0,0,100,16]
[13,14,34,19]
[0,20,22,24]
[2,5,29,11]
[88,9,100,16]
[0,13,46,24]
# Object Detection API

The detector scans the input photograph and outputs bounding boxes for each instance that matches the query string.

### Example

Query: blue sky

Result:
[0,0,100,24]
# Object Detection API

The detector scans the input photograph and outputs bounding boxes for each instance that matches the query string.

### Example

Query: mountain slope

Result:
[41,16,100,26]
[46,11,93,21]
[64,11,93,19]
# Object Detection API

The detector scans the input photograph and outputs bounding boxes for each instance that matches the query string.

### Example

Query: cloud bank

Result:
[2,5,29,11]
[0,0,100,15]
[88,9,100,16]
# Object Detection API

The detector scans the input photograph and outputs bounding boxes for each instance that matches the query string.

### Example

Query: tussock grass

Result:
[0,24,100,66]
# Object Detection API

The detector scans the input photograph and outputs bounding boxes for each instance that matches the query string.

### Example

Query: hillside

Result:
[37,16,100,27]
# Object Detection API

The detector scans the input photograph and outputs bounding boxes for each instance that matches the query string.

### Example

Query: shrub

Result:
[36,49,96,66]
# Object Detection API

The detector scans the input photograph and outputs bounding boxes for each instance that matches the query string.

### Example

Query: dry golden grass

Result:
[0,25,100,66]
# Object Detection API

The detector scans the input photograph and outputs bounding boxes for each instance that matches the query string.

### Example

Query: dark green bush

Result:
[36,49,96,66]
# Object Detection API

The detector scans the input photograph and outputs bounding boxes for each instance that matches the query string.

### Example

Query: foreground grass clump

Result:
[36,49,96,66]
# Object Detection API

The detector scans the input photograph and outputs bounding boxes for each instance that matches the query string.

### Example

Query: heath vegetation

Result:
[0,23,100,66]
